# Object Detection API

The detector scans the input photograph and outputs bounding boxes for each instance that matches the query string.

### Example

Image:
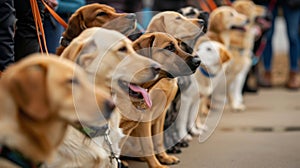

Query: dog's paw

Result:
[157,154,180,165]
[232,103,246,112]
[183,134,193,142]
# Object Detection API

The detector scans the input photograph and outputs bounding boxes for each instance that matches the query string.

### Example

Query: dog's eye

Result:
[118,46,127,52]
[97,12,107,17]
[67,78,80,85]
[175,16,182,20]
[206,47,212,51]
[164,43,176,52]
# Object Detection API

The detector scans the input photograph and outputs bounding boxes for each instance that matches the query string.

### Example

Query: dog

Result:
[0,54,113,167]
[120,32,201,168]
[47,27,161,168]
[175,40,232,143]
[225,0,267,111]
[146,11,204,48]
[198,6,249,48]
[56,3,137,55]
[178,6,210,33]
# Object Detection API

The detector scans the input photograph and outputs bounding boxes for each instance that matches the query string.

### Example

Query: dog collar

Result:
[59,36,71,47]
[0,145,42,168]
[199,67,216,78]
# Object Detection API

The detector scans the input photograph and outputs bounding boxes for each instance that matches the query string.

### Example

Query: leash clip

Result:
[104,127,122,168]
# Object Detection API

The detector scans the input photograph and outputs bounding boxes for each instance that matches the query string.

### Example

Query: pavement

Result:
[126,88,300,168]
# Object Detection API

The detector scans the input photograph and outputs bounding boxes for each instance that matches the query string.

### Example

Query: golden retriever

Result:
[47,27,161,168]
[225,0,267,111]
[0,54,113,167]
[56,3,137,55]
[120,32,201,168]
[146,11,204,47]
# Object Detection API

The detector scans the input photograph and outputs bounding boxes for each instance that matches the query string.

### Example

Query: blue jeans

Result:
[44,14,67,54]
[263,1,300,72]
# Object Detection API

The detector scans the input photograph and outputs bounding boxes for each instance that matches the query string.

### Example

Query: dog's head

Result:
[209,6,249,33]
[0,54,114,158]
[133,32,201,77]
[61,27,161,110]
[146,11,204,45]
[232,0,266,24]
[178,6,210,33]
[65,3,137,39]
[195,41,232,76]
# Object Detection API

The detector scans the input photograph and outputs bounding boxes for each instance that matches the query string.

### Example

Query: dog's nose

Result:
[198,19,205,26]
[186,55,201,71]
[126,13,136,19]
[103,100,115,119]
[151,63,161,75]
[191,56,201,67]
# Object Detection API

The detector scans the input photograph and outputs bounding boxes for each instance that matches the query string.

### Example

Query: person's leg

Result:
[0,0,15,72]
[14,0,44,61]
[44,14,64,54]
[259,5,278,87]
[282,3,300,89]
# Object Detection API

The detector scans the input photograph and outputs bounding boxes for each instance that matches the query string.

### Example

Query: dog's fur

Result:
[56,3,137,55]
[225,0,267,111]
[120,31,201,168]
[47,27,161,168]
[175,41,232,141]
[146,11,204,47]
[0,54,113,167]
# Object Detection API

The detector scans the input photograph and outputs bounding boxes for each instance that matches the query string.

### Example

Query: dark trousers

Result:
[0,0,44,71]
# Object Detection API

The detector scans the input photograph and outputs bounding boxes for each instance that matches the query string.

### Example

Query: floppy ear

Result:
[61,40,84,61]
[8,65,50,120]
[132,34,155,58]
[65,11,87,38]
[208,13,223,33]
[219,46,232,63]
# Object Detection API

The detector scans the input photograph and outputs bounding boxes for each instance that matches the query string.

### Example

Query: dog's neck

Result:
[0,145,43,168]
[0,94,68,164]
[206,30,231,48]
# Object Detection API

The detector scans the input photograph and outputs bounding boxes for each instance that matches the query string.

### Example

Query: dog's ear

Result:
[8,64,50,120]
[208,12,223,33]
[219,46,232,63]
[66,11,87,38]
[132,34,155,58]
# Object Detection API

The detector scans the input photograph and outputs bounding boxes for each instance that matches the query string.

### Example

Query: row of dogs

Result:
[0,1,269,168]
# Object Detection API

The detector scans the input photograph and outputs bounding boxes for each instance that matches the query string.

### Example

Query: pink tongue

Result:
[129,84,152,108]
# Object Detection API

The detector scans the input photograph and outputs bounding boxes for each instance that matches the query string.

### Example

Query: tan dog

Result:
[146,11,204,47]
[225,0,267,111]
[120,32,201,168]
[48,27,161,168]
[199,6,249,48]
[0,54,113,167]
[56,3,137,55]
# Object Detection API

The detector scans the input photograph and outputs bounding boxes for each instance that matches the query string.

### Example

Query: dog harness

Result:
[199,67,216,78]
[0,145,42,168]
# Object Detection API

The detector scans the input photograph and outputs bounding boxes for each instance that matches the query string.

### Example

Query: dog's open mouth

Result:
[118,79,152,110]
[231,25,246,32]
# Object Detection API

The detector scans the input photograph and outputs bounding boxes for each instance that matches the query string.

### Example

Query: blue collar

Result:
[199,67,216,78]
[0,145,42,168]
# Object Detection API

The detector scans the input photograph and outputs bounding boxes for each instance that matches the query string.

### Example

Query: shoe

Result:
[258,71,272,88]
[166,146,182,154]
[286,71,299,90]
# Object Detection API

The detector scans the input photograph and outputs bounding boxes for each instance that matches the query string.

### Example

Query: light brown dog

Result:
[199,6,249,48]
[120,32,201,168]
[146,11,204,47]
[56,3,137,55]
[48,27,161,168]
[225,0,267,111]
[0,54,113,167]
